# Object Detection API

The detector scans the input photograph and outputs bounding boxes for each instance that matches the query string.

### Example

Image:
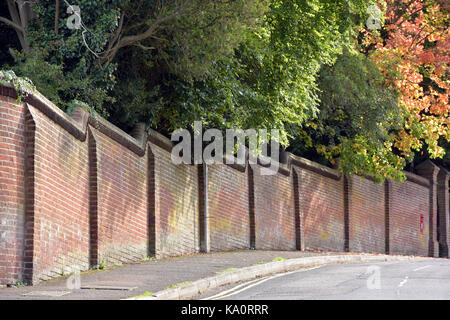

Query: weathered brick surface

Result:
[149,143,200,258]
[415,161,440,257]
[298,168,345,251]
[437,169,449,258]
[90,128,148,266]
[26,105,90,283]
[390,179,429,256]
[347,175,386,253]
[0,86,448,285]
[251,165,296,250]
[0,95,26,285]
[207,164,250,251]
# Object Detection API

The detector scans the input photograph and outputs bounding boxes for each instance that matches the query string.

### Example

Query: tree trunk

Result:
[4,0,32,52]
[55,0,60,34]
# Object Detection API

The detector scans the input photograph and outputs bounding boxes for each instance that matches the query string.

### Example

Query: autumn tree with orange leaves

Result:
[363,0,449,166]
[287,0,448,182]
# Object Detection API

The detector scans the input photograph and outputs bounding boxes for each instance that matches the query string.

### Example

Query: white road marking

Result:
[202,277,266,300]
[395,264,431,296]
[413,265,431,272]
[203,266,322,300]
[204,276,277,300]
[396,276,409,296]
[398,276,408,287]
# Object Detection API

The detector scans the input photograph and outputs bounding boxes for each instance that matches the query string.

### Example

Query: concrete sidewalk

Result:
[0,250,353,300]
[0,249,425,300]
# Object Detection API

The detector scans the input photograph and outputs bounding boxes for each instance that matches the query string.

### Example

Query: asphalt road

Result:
[199,258,450,300]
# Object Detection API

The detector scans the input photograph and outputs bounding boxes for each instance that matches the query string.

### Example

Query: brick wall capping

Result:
[248,151,342,179]
[89,113,147,157]
[222,152,247,172]
[287,153,342,180]
[416,159,440,180]
[349,174,378,183]
[0,82,89,141]
[224,146,290,174]
[437,166,449,182]
[255,155,290,176]
[147,130,249,173]
[403,171,430,187]
[147,128,173,152]
[1,83,149,156]
[132,128,342,178]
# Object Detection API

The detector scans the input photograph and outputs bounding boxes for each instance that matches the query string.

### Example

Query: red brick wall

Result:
[251,165,296,250]
[207,164,250,251]
[0,86,448,286]
[390,179,429,256]
[149,143,200,258]
[26,105,90,283]
[90,128,148,265]
[347,175,386,254]
[298,168,345,252]
[0,94,26,285]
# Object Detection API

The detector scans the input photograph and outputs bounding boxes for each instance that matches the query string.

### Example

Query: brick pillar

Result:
[292,168,303,251]
[385,179,391,254]
[23,105,36,284]
[416,160,440,257]
[198,164,210,253]
[437,167,449,258]
[147,146,157,257]
[87,128,99,267]
[248,165,256,250]
[343,175,350,252]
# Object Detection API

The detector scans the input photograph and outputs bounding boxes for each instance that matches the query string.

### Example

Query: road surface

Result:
[199,258,450,300]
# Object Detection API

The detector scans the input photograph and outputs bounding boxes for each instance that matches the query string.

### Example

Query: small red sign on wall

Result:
[420,214,424,234]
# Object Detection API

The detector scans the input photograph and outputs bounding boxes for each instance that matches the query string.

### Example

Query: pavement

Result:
[0,250,350,300]
[0,249,439,300]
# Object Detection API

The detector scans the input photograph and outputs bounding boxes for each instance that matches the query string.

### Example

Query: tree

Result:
[286,0,449,182]
[155,0,378,145]
[0,0,34,52]
[1,0,377,139]
[287,49,404,182]
[361,0,449,166]
[1,0,266,119]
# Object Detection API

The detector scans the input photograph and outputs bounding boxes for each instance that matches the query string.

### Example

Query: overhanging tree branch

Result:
[1,0,32,52]
[0,16,25,33]
[98,0,191,64]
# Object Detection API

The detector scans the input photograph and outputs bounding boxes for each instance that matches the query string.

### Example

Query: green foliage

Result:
[105,0,268,132]
[6,0,119,115]
[157,0,378,145]
[158,0,268,80]
[288,49,405,182]
[1,0,376,139]
[0,69,35,103]
[2,0,422,182]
